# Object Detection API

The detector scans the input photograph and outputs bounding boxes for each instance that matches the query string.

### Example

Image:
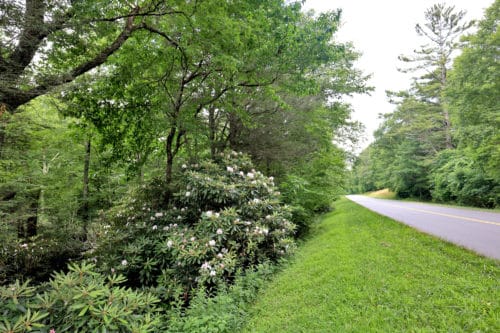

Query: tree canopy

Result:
[1,0,369,286]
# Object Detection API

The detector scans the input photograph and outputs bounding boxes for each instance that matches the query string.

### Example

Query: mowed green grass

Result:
[243,198,500,332]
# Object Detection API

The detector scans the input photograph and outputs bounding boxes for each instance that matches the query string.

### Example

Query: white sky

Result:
[303,0,495,150]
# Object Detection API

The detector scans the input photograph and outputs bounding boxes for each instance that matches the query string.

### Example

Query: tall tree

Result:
[445,0,500,180]
[398,3,473,148]
[351,2,498,207]
[63,1,369,186]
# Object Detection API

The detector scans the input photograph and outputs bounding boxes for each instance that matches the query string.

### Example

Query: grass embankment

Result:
[243,198,500,332]
[365,188,397,199]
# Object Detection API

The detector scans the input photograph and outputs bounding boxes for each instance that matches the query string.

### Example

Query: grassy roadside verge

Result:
[242,197,500,332]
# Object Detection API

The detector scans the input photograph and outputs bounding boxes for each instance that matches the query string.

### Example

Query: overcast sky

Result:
[303,0,495,150]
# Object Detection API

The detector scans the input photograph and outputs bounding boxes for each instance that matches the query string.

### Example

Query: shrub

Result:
[93,152,296,297]
[280,149,343,236]
[0,279,48,333]
[166,262,277,333]
[0,234,83,285]
[430,150,499,208]
[0,262,162,333]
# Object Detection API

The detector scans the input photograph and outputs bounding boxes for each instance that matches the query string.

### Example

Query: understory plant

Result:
[0,262,162,333]
[166,262,277,333]
[93,152,296,298]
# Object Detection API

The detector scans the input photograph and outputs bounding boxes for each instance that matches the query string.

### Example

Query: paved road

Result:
[346,195,500,261]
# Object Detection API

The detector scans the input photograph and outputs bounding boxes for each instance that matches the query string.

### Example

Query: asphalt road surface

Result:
[346,195,500,261]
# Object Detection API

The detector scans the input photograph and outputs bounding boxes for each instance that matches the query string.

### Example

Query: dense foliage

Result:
[0,0,372,329]
[350,1,499,208]
[0,262,162,333]
[0,153,296,332]
[94,153,295,292]
[1,0,497,330]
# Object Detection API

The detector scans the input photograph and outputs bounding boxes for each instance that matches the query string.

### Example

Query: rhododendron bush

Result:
[93,152,296,295]
[0,262,162,333]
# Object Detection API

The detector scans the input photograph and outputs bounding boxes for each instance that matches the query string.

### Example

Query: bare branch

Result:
[138,23,180,48]
[87,9,184,23]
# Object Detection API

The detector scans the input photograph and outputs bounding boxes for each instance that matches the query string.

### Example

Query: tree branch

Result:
[138,23,180,48]
[1,6,141,112]
[70,7,140,79]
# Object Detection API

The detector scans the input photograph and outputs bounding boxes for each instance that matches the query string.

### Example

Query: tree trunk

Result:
[165,127,176,184]
[208,106,216,159]
[265,157,271,175]
[20,187,41,239]
[439,61,453,149]
[443,108,453,149]
[0,106,8,158]
[228,112,242,150]
[81,138,91,239]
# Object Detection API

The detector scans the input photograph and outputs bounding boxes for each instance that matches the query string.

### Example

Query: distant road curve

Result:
[346,195,500,261]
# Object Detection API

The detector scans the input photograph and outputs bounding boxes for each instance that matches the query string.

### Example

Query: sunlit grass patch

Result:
[365,188,397,199]
[243,198,500,332]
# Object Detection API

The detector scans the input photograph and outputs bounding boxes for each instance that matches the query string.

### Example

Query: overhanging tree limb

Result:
[0,2,172,114]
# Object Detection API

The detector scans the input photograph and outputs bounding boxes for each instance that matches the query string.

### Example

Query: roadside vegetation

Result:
[349,1,500,208]
[243,198,500,332]
[0,1,367,331]
[0,1,498,332]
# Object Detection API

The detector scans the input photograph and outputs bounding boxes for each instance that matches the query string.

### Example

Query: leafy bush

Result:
[430,150,499,208]
[0,234,83,285]
[0,262,162,333]
[166,262,277,333]
[280,149,344,236]
[0,279,48,333]
[93,152,296,296]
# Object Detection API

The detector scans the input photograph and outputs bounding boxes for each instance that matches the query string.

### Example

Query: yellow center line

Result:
[384,203,500,227]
